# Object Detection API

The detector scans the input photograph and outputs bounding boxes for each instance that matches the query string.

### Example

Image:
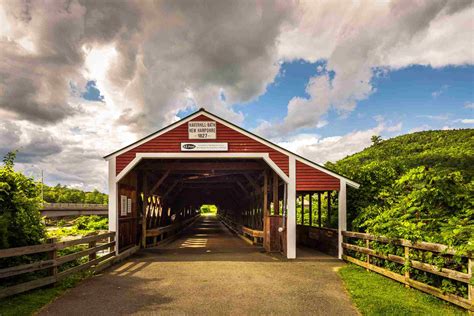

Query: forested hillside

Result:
[43,184,108,204]
[326,129,473,252]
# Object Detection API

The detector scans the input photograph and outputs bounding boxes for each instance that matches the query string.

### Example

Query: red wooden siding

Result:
[296,160,339,191]
[116,115,289,175]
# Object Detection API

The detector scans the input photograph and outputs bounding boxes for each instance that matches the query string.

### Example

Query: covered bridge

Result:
[104,108,359,259]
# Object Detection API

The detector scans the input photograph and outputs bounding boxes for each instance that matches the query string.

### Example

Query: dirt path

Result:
[39,216,358,315]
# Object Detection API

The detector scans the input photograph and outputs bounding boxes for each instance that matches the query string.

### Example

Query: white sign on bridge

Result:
[188,121,216,139]
[181,142,228,151]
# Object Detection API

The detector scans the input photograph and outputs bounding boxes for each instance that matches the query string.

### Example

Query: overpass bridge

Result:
[41,203,108,218]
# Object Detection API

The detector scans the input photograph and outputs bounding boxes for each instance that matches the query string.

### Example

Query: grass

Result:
[0,272,91,316]
[338,264,467,316]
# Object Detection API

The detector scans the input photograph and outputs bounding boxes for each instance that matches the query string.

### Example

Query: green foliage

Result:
[371,135,382,146]
[200,204,217,214]
[329,129,474,298]
[43,184,107,204]
[327,129,474,251]
[338,264,467,315]
[47,215,108,240]
[362,166,473,253]
[0,152,46,249]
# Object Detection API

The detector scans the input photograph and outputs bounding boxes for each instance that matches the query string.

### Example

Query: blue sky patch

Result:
[82,81,104,102]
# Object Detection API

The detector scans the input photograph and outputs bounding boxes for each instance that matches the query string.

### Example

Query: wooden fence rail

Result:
[219,215,263,245]
[342,231,473,311]
[0,232,124,299]
[144,215,200,247]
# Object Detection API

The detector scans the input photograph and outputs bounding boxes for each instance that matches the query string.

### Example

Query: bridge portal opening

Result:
[116,158,287,256]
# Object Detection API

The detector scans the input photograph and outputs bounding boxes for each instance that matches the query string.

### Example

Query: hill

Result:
[43,184,108,204]
[326,129,473,251]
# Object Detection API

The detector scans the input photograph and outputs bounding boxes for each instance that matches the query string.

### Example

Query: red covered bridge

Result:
[104,108,359,259]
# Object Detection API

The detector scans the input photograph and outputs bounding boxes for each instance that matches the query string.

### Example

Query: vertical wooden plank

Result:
[48,238,58,280]
[89,239,97,261]
[308,193,312,227]
[366,239,370,271]
[327,191,331,227]
[263,171,268,217]
[468,257,473,307]
[404,246,410,288]
[273,172,279,216]
[301,193,305,225]
[141,174,148,248]
[318,192,322,227]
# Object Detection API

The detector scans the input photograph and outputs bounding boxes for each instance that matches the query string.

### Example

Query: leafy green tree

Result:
[371,135,382,145]
[0,152,46,249]
[326,129,474,251]
[361,167,473,253]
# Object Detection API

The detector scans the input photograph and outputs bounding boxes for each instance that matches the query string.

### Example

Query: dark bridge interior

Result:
[117,158,286,252]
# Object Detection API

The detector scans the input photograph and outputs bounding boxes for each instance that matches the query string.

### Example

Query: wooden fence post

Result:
[48,238,58,280]
[366,239,370,272]
[468,257,473,307]
[89,239,97,262]
[404,246,410,288]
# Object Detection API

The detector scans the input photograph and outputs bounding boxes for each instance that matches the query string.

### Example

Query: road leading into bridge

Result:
[39,215,357,315]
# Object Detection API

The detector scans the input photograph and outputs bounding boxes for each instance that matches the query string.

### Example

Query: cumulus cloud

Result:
[277,119,403,164]
[0,120,62,163]
[0,0,472,191]
[464,102,474,109]
[258,0,474,137]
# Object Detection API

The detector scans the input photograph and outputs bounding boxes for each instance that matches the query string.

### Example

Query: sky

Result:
[0,0,473,192]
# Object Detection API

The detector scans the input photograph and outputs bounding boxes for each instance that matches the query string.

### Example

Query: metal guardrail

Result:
[41,203,108,210]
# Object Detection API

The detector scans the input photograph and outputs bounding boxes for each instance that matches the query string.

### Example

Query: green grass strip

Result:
[338,264,467,316]
[0,272,91,316]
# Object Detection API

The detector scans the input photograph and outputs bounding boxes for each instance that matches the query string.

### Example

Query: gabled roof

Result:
[104,108,360,188]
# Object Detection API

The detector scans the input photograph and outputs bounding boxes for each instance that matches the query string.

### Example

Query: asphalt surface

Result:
[39,215,358,315]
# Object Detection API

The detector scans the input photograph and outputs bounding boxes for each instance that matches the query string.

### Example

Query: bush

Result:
[0,152,45,249]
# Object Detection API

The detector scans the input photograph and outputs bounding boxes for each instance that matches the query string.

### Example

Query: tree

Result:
[371,135,382,146]
[0,152,46,249]
[361,166,473,253]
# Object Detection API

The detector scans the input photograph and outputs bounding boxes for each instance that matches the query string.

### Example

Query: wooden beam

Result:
[236,180,250,195]
[150,170,170,194]
[327,191,331,227]
[309,193,312,227]
[318,192,322,227]
[162,181,180,200]
[263,172,268,217]
[301,193,305,225]
[244,173,260,192]
[141,174,148,248]
[272,172,279,215]
[138,162,264,171]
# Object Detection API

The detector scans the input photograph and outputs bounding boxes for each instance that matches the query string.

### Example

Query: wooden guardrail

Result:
[144,215,200,247]
[342,231,473,311]
[219,215,263,245]
[242,226,264,244]
[0,232,122,299]
[41,203,108,218]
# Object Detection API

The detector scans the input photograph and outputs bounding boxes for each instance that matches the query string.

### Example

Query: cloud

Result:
[277,119,403,164]
[409,124,431,133]
[431,84,449,98]
[464,102,474,109]
[416,114,449,120]
[455,118,474,124]
[0,121,62,163]
[0,0,472,191]
[259,0,473,136]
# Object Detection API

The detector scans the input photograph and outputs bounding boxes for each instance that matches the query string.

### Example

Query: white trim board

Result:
[105,109,359,189]
[114,152,290,184]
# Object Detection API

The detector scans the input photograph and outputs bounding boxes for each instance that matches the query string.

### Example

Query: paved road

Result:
[40,216,358,315]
